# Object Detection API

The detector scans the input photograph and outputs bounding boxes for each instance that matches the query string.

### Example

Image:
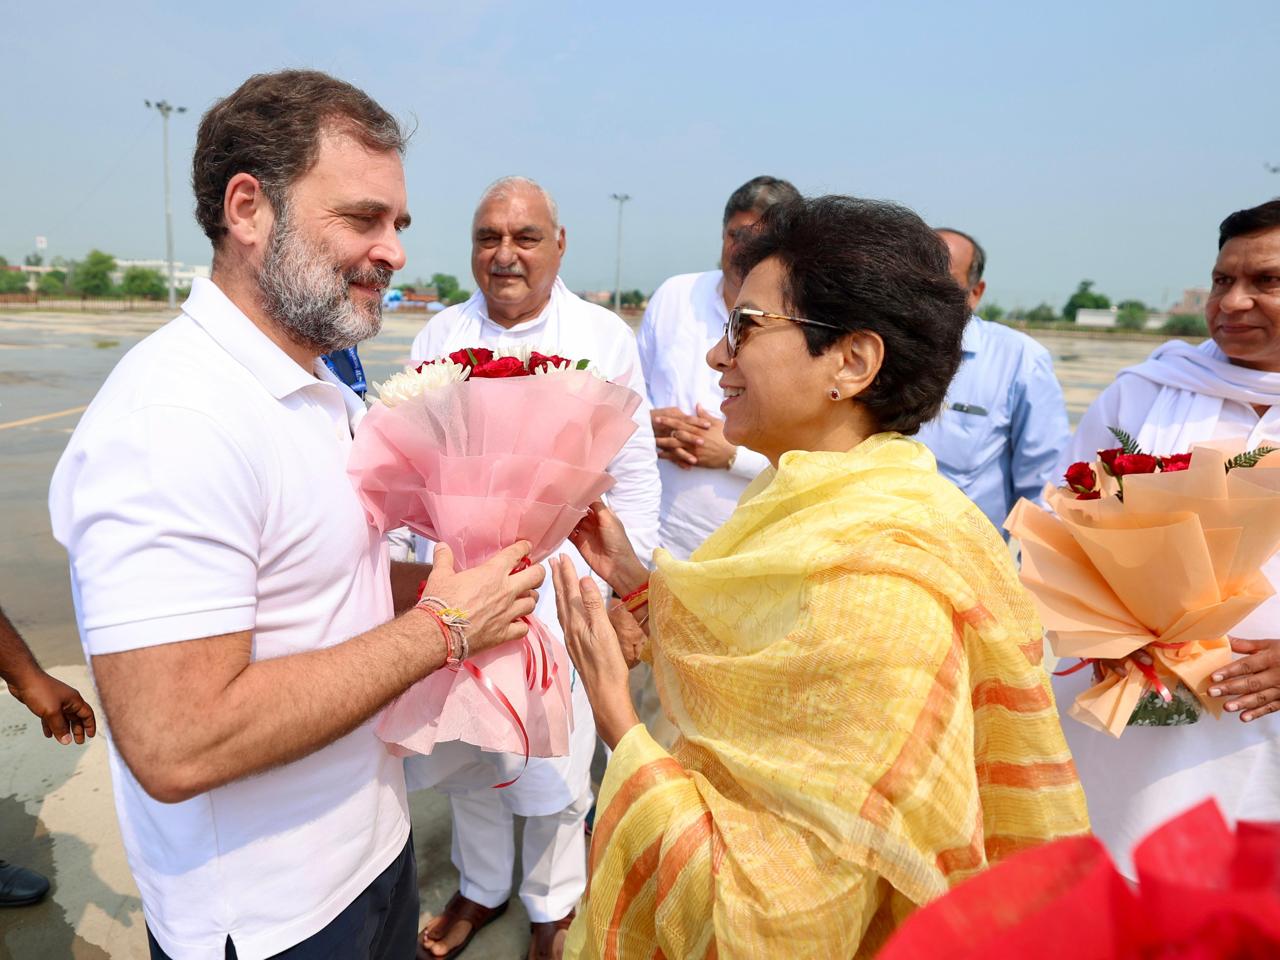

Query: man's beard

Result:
[257,210,391,353]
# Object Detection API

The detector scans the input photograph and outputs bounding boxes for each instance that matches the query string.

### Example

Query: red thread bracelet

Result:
[621,581,649,605]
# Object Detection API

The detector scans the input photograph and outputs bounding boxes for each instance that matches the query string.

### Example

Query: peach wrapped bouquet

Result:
[1006,435,1280,737]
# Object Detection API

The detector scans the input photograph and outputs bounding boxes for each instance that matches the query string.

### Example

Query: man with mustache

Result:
[48,70,542,960]
[1056,198,1280,878]
[407,177,660,960]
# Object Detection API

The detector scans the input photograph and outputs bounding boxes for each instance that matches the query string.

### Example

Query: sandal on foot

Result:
[527,910,575,960]
[417,891,509,960]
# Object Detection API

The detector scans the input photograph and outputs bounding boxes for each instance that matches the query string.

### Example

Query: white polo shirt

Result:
[636,270,769,559]
[48,278,408,960]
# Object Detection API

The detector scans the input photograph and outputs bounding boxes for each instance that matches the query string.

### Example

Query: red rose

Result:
[1076,490,1103,500]
[448,347,495,369]
[1111,453,1159,476]
[1097,448,1124,473]
[469,356,530,379]
[1064,461,1098,494]
[528,351,573,374]
[1159,453,1193,472]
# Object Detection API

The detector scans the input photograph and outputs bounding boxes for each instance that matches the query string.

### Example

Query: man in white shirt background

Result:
[637,175,801,560]
[47,70,541,960]
[1057,198,1280,878]
[409,177,660,960]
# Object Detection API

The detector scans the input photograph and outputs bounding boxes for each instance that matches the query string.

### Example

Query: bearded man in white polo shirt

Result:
[48,70,543,960]
[409,177,660,960]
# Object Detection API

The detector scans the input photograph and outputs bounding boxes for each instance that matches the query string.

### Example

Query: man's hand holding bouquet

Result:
[1006,431,1280,737]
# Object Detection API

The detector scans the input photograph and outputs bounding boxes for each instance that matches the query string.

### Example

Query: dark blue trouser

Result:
[147,836,418,959]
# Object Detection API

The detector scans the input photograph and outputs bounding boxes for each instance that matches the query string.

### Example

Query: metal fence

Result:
[0,294,172,311]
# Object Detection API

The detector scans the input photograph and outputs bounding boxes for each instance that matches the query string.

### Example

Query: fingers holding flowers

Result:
[566,501,647,597]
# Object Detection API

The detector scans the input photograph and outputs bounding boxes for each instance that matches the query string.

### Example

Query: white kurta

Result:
[636,271,769,560]
[404,278,661,816]
[1058,338,1280,876]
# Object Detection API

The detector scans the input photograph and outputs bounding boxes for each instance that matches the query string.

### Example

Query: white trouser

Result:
[451,776,593,923]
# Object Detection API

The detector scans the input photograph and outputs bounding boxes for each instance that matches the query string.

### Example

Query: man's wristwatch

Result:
[726,447,738,471]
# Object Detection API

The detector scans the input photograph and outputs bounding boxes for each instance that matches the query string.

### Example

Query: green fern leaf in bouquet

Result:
[1225,446,1279,471]
[1107,425,1142,455]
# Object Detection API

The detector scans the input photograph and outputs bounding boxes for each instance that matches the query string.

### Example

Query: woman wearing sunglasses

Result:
[552,195,1088,958]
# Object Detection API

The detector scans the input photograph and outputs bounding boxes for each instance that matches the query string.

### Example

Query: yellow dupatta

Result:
[567,434,1089,959]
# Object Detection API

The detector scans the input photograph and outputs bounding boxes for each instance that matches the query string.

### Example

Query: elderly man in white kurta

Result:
[1058,199,1280,878]
[409,177,660,960]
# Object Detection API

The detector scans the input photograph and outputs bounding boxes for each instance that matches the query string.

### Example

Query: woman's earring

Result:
[829,388,841,401]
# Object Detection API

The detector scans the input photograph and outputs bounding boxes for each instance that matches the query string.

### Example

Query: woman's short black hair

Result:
[731,195,968,435]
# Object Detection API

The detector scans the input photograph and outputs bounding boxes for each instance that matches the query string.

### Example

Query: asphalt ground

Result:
[0,304,1166,958]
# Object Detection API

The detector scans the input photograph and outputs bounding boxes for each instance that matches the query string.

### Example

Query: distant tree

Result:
[70,250,117,297]
[1062,280,1111,322]
[430,272,471,305]
[1115,299,1148,331]
[0,269,28,294]
[24,252,43,267]
[1025,302,1059,325]
[619,289,646,308]
[1163,313,1208,336]
[980,301,1005,323]
[121,266,167,299]
[38,271,67,296]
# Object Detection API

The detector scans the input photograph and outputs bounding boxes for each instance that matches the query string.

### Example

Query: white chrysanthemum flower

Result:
[373,361,467,406]
[498,343,534,365]
[417,359,469,390]
[530,361,604,380]
[531,361,570,376]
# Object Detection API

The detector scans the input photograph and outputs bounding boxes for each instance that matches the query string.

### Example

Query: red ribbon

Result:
[456,614,561,789]
[462,660,531,788]
[1130,655,1173,702]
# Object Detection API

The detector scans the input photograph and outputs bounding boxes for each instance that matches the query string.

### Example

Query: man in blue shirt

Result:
[915,228,1069,537]
[322,346,367,399]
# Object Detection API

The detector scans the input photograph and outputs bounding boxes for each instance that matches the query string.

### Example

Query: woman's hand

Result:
[607,599,649,667]
[552,555,639,749]
[1209,637,1280,722]
[566,501,648,598]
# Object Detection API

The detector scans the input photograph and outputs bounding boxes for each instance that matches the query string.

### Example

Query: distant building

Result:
[579,290,614,306]
[111,259,211,288]
[1075,306,1170,331]
[1169,288,1209,315]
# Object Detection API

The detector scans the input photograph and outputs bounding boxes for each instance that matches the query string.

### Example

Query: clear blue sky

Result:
[3,0,1279,311]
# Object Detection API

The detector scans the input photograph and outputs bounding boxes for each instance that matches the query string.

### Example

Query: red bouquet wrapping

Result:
[879,801,1280,959]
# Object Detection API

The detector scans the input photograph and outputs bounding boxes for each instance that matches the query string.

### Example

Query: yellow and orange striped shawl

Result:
[567,433,1089,959]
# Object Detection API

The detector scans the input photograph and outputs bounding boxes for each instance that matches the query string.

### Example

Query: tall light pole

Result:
[610,193,631,314]
[145,99,187,309]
